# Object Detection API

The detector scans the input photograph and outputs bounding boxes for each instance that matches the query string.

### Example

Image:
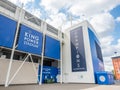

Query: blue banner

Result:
[44,35,60,60]
[38,65,58,83]
[38,66,58,75]
[70,27,87,72]
[0,14,17,48]
[17,25,43,55]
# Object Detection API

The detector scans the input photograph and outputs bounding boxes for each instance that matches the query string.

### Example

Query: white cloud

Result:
[97,37,120,71]
[103,56,113,71]
[9,0,42,19]
[100,36,114,48]
[69,0,120,18]
[8,0,34,6]
[102,45,116,57]
[31,9,42,18]
[101,37,120,57]
[116,17,120,22]
[46,13,67,29]
[90,13,115,37]
[101,38,120,71]
[40,0,120,19]
[115,39,120,51]
[46,13,82,30]
[117,39,120,43]
[40,0,71,14]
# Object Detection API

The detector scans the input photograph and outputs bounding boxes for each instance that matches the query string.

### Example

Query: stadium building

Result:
[0,0,104,87]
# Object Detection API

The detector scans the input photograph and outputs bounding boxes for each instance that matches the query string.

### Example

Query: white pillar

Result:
[5,5,23,87]
[60,31,63,84]
[39,22,46,85]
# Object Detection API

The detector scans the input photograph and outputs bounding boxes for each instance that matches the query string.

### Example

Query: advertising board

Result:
[44,35,60,60]
[70,27,87,72]
[0,14,17,48]
[17,25,43,55]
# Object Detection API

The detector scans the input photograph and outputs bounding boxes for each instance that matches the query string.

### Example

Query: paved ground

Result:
[0,83,120,90]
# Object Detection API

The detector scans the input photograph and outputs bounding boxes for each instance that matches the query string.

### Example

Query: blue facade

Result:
[0,14,17,48]
[88,28,104,72]
[44,35,60,60]
[17,25,43,55]
[70,27,87,72]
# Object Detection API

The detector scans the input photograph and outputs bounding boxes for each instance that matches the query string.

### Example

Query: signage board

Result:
[38,65,58,83]
[17,25,43,55]
[0,14,17,48]
[70,27,87,72]
[44,35,60,60]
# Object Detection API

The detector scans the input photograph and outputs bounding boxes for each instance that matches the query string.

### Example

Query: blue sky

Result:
[110,5,120,44]
[8,0,120,71]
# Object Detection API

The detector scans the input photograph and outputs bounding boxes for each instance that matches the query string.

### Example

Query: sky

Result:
[8,0,120,71]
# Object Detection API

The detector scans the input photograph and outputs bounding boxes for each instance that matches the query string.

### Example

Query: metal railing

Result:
[24,12,41,26]
[0,0,16,13]
[47,24,58,35]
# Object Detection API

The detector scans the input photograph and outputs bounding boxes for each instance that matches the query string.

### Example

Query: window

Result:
[0,0,16,13]
[47,25,58,35]
[24,12,41,26]
[95,41,103,62]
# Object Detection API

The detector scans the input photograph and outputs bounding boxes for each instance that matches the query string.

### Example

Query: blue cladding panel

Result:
[70,27,87,72]
[88,28,104,72]
[0,14,17,48]
[17,25,43,55]
[44,35,60,60]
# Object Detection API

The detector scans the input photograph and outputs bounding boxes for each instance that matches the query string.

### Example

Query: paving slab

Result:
[0,83,120,90]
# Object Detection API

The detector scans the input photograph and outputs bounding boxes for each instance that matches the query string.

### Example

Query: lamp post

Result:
[114,52,117,56]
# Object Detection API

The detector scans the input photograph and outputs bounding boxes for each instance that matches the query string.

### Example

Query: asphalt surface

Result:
[0,83,120,90]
